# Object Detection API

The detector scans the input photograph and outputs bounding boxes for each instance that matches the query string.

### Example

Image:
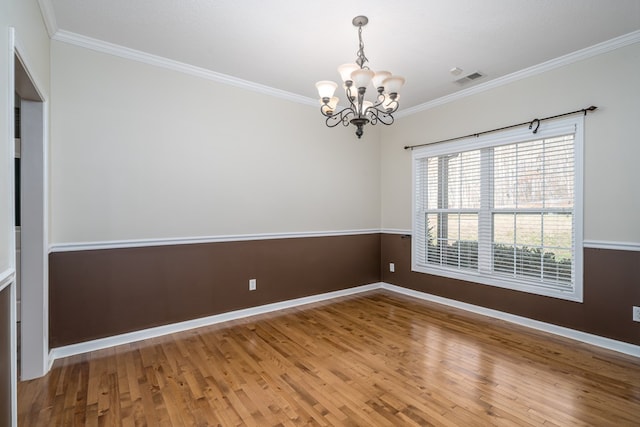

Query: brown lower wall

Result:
[0,285,12,427]
[49,234,381,347]
[381,233,640,346]
[50,232,640,349]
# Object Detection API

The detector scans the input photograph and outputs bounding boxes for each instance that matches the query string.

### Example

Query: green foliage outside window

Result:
[425,226,572,284]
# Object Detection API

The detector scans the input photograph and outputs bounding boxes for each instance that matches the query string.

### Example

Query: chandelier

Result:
[315,16,405,139]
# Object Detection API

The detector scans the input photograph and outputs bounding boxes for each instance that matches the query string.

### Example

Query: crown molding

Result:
[34,1,640,118]
[37,0,58,38]
[51,29,317,107]
[398,30,640,118]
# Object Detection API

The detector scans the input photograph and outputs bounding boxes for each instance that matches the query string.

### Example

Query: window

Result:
[412,117,583,301]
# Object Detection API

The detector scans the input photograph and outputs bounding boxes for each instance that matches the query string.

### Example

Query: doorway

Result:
[14,50,48,380]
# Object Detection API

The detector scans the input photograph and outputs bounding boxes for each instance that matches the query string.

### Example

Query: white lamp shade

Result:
[351,69,375,89]
[371,71,391,89]
[383,76,405,94]
[316,80,338,99]
[338,63,360,82]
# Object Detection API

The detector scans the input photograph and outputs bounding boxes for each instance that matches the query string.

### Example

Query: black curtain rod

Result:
[403,106,598,150]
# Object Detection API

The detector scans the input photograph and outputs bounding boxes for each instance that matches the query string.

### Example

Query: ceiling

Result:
[43,0,640,111]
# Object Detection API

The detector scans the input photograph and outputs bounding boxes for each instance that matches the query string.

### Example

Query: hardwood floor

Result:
[18,291,640,426]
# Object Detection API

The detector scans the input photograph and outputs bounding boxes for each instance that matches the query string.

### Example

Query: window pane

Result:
[515,213,542,247]
[493,243,514,274]
[426,157,439,210]
[542,213,572,261]
[425,213,478,271]
[517,245,542,279]
[459,214,478,242]
[426,213,440,264]
[459,214,478,269]
[493,211,573,281]
[493,213,514,245]
[437,213,457,266]
[542,249,573,285]
[516,140,544,208]
[493,145,517,209]
[544,136,574,208]
[447,151,481,209]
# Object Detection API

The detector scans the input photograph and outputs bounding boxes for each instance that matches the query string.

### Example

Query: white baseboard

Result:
[49,282,640,367]
[381,283,640,358]
[49,283,382,361]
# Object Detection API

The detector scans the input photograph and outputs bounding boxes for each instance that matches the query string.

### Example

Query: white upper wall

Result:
[10,0,51,97]
[50,41,382,244]
[381,42,640,245]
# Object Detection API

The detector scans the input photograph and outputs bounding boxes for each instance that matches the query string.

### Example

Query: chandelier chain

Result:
[355,25,369,69]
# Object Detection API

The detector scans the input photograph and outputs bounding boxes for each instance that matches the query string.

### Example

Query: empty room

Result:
[1,1,639,426]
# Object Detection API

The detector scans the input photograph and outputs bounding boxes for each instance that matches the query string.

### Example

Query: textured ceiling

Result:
[44,0,640,110]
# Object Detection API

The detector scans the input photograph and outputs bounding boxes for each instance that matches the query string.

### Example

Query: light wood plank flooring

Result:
[18,291,640,426]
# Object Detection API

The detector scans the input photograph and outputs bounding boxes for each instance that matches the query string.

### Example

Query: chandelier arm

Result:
[368,92,399,113]
[344,85,361,114]
[366,107,395,126]
[369,92,387,110]
[323,108,355,128]
[320,104,334,117]
[384,100,400,114]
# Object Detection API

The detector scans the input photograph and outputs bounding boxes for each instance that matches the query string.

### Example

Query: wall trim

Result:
[48,229,382,252]
[382,283,640,359]
[49,281,639,367]
[49,283,382,362]
[397,30,640,118]
[49,232,640,253]
[50,29,317,108]
[583,240,640,252]
[380,228,411,235]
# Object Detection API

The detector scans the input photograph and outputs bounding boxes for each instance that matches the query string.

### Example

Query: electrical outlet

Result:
[389,263,395,273]
[633,306,640,322]
[249,279,256,291]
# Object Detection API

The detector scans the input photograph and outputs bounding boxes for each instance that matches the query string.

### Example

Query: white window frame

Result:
[412,116,584,302]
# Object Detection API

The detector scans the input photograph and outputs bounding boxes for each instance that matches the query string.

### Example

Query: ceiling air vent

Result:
[455,71,484,85]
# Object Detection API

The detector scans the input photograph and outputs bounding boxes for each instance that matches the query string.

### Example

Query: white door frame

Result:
[12,31,49,381]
